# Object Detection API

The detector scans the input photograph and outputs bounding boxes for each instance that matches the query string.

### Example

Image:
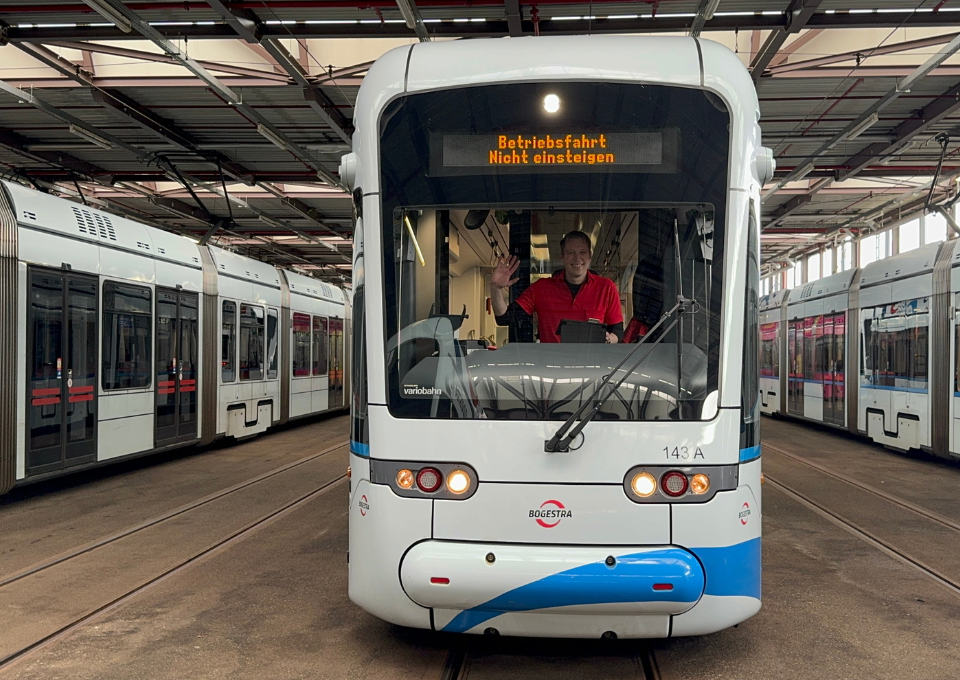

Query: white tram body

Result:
[759,238,960,459]
[344,36,774,638]
[0,181,349,493]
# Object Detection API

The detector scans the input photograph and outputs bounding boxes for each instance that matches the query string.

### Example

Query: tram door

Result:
[822,314,846,425]
[328,318,344,408]
[787,320,803,415]
[26,269,98,475]
[155,289,199,447]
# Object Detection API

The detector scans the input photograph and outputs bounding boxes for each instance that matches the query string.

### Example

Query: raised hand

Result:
[491,255,520,289]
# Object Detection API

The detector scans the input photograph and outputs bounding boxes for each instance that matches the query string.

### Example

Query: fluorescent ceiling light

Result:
[846,112,880,141]
[257,123,288,151]
[68,124,112,150]
[81,0,132,33]
[794,162,815,181]
[395,0,420,30]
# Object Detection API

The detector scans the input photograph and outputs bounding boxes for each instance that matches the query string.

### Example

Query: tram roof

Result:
[1,1,959,282]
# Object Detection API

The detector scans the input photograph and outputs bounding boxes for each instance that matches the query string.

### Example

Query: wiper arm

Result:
[544,298,687,452]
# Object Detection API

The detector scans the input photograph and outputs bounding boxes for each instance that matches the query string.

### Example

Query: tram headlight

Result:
[446,469,471,494]
[416,467,443,493]
[543,93,561,113]
[631,472,657,498]
[396,469,414,489]
[690,473,710,495]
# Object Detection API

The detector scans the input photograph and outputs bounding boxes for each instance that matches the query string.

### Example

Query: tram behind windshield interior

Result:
[380,82,730,424]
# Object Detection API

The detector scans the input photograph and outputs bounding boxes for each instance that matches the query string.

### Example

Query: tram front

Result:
[345,36,773,638]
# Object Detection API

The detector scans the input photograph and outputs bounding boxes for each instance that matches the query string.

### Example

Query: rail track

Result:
[436,641,661,679]
[0,441,349,674]
[763,442,960,601]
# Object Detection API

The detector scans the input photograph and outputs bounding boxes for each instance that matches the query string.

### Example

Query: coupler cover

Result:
[400,541,705,629]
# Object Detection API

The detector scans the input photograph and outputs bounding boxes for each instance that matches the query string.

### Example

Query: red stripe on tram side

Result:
[180,386,196,393]
[69,385,94,394]
[68,394,94,403]
[32,387,60,396]
[158,388,175,395]
[159,380,176,387]
[180,379,196,386]
[31,397,60,406]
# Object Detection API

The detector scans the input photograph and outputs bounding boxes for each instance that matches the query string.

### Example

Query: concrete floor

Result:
[3,415,960,679]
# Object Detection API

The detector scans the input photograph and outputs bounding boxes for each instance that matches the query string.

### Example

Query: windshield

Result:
[379,82,730,421]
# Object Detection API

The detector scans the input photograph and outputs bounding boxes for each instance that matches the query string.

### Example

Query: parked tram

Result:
[0,181,349,494]
[342,36,775,638]
[759,238,960,459]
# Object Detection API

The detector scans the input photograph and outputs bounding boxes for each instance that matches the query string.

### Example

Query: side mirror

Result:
[754,147,776,186]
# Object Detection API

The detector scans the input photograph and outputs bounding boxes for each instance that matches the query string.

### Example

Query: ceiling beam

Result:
[12,42,258,186]
[769,32,960,193]
[204,1,354,144]
[768,31,960,75]
[689,0,719,38]
[88,88,255,185]
[839,81,960,182]
[768,28,823,68]
[505,0,522,37]
[7,12,960,43]
[750,0,824,83]
[0,78,347,264]
[764,193,813,230]
[44,40,289,81]
[258,40,355,144]
[73,0,342,188]
[396,0,431,42]
[0,126,113,182]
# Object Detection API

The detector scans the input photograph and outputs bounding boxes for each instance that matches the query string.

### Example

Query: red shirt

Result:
[515,271,623,343]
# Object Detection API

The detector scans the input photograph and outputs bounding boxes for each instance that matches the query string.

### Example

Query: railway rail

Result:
[435,641,662,679]
[763,442,960,601]
[0,441,349,674]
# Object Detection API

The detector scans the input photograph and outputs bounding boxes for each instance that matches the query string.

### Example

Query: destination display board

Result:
[431,130,680,175]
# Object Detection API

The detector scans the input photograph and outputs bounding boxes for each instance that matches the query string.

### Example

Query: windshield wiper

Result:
[544,298,687,452]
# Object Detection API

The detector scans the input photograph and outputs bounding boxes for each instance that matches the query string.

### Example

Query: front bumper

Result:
[401,541,705,634]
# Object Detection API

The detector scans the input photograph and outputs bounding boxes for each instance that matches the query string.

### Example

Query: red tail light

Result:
[660,471,688,497]
[416,467,443,492]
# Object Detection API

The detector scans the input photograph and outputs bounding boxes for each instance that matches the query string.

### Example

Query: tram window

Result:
[861,299,929,389]
[742,198,760,434]
[266,308,279,380]
[313,316,328,376]
[102,281,152,390]
[222,301,236,383]
[352,233,369,446]
[292,312,311,377]
[379,82,729,421]
[760,322,779,378]
[239,304,264,381]
[955,317,960,396]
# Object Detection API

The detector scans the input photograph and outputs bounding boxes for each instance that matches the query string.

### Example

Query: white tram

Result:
[760,238,960,459]
[342,36,775,638]
[0,181,349,494]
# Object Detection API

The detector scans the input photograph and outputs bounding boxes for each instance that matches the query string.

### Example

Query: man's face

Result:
[562,237,592,279]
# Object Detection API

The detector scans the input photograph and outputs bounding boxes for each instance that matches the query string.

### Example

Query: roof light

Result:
[846,112,880,141]
[68,124,112,150]
[257,123,288,151]
[80,0,132,33]
[543,94,560,113]
[794,162,815,181]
